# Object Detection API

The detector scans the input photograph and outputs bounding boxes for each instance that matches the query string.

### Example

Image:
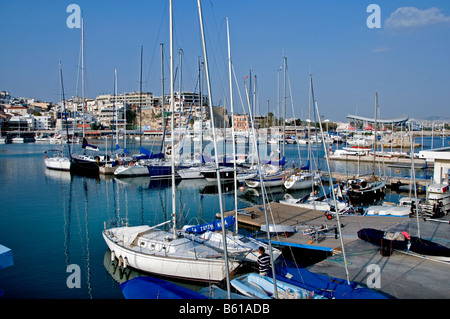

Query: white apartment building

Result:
[96,92,154,109]
[34,116,52,130]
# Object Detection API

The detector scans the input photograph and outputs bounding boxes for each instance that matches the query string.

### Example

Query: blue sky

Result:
[1,0,450,122]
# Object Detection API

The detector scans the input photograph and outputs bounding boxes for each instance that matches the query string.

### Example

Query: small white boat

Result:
[365,204,411,217]
[280,194,349,212]
[283,171,320,190]
[114,161,150,177]
[44,150,71,171]
[260,224,296,235]
[231,273,325,299]
[11,137,24,143]
[45,155,71,171]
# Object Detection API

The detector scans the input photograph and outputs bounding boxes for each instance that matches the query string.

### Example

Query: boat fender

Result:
[123,257,128,268]
[110,251,115,261]
[95,156,100,164]
[118,256,123,267]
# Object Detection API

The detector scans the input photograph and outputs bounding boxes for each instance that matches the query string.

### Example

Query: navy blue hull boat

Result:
[358,228,450,257]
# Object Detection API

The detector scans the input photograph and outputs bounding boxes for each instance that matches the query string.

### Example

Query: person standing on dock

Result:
[257,246,271,276]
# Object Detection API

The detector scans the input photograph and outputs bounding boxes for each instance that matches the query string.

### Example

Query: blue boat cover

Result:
[300,160,310,171]
[149,152,165,160]
[120,276,208,299]
[274,260,388,299]
[184,216,235,234]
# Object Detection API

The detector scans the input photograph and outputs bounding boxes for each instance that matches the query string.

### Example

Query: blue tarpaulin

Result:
[184,216,235,234]
[273,260,389,299]
[120,276,208,299]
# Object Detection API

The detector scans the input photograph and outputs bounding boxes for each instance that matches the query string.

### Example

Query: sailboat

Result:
[282,58,320,191]
[44,62,71,171]
[345,93,387,204]
[113,47,153,178]
[103,0,239,283]
[70,18,107,176]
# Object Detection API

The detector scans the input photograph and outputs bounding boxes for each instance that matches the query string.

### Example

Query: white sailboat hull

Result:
[283,173,319,190]
[114,164,149,177]
[44,156,71,171]
[245,172,285,188]
[103,227,239,282]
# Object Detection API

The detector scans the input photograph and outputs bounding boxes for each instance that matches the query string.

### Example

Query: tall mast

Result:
[59,61,71,156]
[115,68,119,147]
[226,17,238,235]
[169,0,177,239]
[283,56,287,159]
[372,92,378,177]
[197,0,231,298]
[409,122,421,238]
[160,43,166,155]
[81,17,86,138]
[179,48,183,143]
[244,81,278,299]
[314,97,351,285]
[139,45,143,148]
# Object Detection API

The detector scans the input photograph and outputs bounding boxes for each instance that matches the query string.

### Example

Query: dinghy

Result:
[231,273,325,299]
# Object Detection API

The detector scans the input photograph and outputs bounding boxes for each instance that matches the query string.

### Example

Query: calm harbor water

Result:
[0,136,440,299]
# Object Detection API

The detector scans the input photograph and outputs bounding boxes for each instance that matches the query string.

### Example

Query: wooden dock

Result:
[224,202,410,253]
